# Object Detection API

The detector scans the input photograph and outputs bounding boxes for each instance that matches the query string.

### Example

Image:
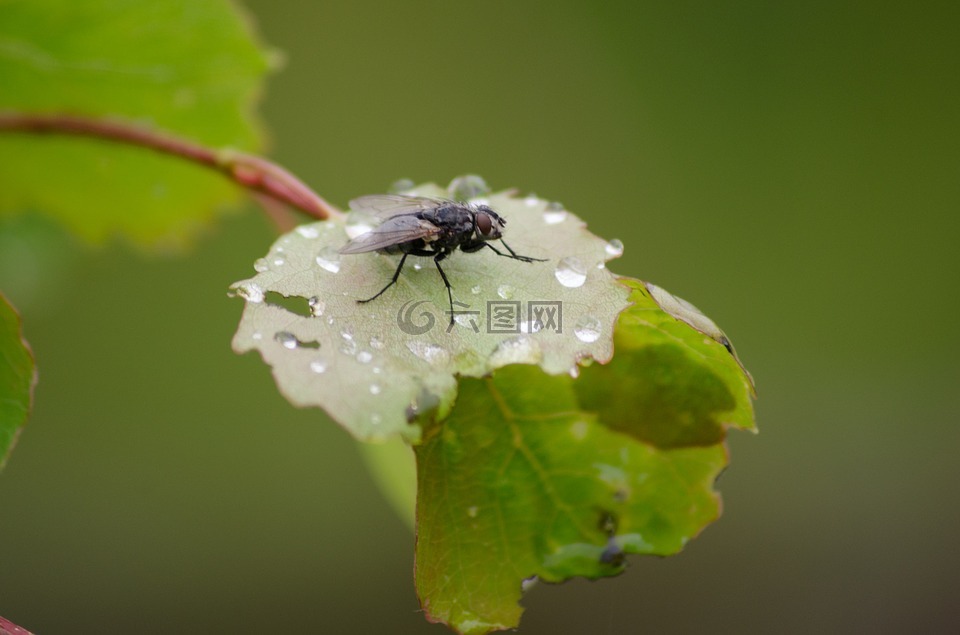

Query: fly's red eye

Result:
[477,213,493,235]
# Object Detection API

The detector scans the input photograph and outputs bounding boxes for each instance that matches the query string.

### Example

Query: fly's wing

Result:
[339,215,441,254]
[348,194,452,219]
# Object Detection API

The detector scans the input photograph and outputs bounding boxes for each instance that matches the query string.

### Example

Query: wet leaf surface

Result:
[414,279,755,634]
[231,180,631,441]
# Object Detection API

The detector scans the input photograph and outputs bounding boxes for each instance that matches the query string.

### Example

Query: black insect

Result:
[339,194,546,323]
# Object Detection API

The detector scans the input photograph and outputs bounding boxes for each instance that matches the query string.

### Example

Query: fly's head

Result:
[473,206,506,242]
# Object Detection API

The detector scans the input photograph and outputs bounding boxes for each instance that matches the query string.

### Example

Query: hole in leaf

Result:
[264,291,312,317]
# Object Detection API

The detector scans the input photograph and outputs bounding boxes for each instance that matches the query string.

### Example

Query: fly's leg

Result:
[359,253,409,304]
[485,241,547,263]
[433,251,456,326]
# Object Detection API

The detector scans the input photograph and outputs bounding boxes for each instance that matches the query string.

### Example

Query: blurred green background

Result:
[2,0,959,633]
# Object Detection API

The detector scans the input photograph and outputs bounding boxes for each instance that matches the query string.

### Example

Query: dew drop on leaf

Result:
[605,239,624,257]
[310,358,328,374]
[497,284,515,299]
[488,336,542,367]
[406,341,450,366]
[296,225,320,239]
[543,209,567,225]
[520,319,543,334]
[308,296,325,317]
[236,283,264,303]
[254,258,269,273]
[574,315,602,343]
[370,383,382,395]
[555,256,587,288]
[275,331,298,349]
[315,246,341,273]
[357,351,373,364]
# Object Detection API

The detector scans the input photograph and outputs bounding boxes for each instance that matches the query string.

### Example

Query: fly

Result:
[339,194,546,324]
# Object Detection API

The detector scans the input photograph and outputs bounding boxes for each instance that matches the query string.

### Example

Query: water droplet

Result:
[235,283,264,303]
[448,174,490,200]
[372,366,383,374]
[388,178,416,194]
[357,351,373,364]
[454,313,476,328]
[347,224,373,240]
[412,262,423,271]
[338,328,357,354]
[596,262,606,270]
[370,335,385,350]
[574,315,601,343]
[253,258,269,273]
[252,331,263,341]
[308,296,325,317]
[406,341,450,366]
[296,225,320,239]
[275,331,298,349]
[315,246,341,273]
[543,209,567,225]
[605,238,624,257]
[370,413,383,425]
[497,284,515,300]
[310,358,328,374]
[524,194,540,207]
[520,319,543,334]
[272,257,286,267]
[488,336,542,367]
[568,365,580,378]
[470,285,482,295]
[555,256,587,288]
[467,506,479,518]
[326,316,335,326]
[369,383,382,395]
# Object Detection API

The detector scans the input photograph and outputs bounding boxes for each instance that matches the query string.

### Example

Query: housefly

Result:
[339,194,546,324]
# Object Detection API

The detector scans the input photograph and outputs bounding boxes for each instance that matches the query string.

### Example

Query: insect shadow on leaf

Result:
[339,194,546,325]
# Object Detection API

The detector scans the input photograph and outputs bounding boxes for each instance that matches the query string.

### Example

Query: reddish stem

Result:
[0,112,343,221]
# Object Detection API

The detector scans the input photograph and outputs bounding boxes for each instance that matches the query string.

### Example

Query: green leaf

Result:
[0,0,274,247]
[0,292,36,471]
[231,180,631,442]
[413,279,755,635]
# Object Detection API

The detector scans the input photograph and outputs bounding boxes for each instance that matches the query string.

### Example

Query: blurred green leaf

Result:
[231,180,630,442]
[0,292,35,471]
[0,0,273,247]
[414,279,755,635]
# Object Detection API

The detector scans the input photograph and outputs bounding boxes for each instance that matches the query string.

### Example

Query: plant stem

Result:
[0,112,343,221]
